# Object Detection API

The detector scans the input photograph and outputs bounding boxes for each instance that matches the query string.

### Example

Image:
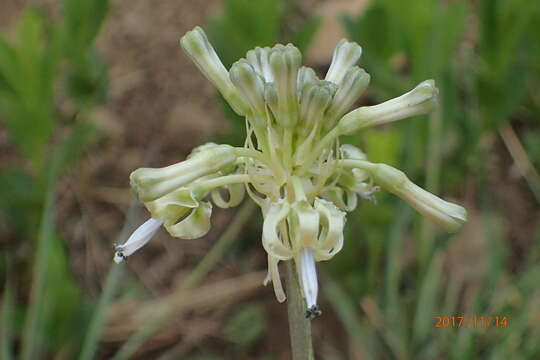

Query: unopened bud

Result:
[324,66,370,131]
[130,144,237,201]
[180,27,249,115]
[268,44,302,127]
[325,39,362,85]
[338,80,438,134]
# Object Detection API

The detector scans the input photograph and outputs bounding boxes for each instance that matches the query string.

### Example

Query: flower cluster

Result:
[114,26,467,318]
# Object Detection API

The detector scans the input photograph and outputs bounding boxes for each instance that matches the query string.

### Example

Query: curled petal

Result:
[164,201,213,239]
[264,255,286,303]
[262,201,293,260]
[321,187,358,212]
[211,183,245,208]
[145,187,199,221]
[314,198,346,257]
[289,201,320,249]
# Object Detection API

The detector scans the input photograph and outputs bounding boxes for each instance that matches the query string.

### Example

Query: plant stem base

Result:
[285,261,314,360]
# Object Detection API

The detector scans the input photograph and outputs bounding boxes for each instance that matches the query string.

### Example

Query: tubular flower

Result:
[114,26,467,318]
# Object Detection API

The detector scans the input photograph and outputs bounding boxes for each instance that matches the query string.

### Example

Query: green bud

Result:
[338,80,438,135]
[370,163,467,232]
[297,66,318,94]
[230,59,267,122]
[246,46,273,82]
[298,80,337,136]
[324,66,370,131]
[268,44,302,127]
[130,144,237,201]
[325,39,362,85]
[180,27,249,115]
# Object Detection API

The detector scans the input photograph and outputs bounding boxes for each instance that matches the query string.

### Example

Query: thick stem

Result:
[285,261,314,360]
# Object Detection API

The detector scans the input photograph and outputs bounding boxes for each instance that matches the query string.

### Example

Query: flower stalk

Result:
[286,261,315,360]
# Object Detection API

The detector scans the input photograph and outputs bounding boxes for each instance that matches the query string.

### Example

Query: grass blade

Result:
[20,182,56,360]
[79,263,123,360]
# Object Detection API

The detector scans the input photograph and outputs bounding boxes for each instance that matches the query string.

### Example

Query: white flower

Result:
[114,218,163,263]
[116,26,467,317]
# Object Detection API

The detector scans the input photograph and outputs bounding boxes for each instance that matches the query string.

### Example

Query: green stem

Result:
[20,180,56,360]
[285,261,314,360]
[111,201,256,360]
[79,263,123,360]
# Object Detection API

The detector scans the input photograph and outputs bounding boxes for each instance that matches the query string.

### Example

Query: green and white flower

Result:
[114,26,467,317]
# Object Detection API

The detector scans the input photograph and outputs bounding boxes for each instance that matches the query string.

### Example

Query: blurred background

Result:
[1,0,539,359]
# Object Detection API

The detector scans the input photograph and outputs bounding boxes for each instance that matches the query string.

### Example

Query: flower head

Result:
[114,26,467,317]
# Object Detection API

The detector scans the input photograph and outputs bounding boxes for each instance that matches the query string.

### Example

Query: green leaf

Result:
[65,48,109,106]
[48,121,99,181]
[0,10,59,162]
[0,168,40,235]
[20,179,56,360]
[62,0,109,55]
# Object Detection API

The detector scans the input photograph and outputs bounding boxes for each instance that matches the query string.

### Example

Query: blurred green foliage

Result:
[0,0,108,359]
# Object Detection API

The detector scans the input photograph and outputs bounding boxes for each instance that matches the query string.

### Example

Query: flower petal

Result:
[164,201,213,239]
[313,198,345,260]
[265,254,286,303]
[145,187,199,221]
[262,200,293,260]
[210,183,245,208]
[321,186,358,212]
[289,200,320,249]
